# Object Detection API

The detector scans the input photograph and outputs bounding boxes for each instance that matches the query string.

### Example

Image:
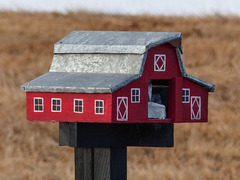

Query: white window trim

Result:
[131,88,140,103]
[154,54,166,72]
[74,99,83,113]
[191,96,201,120]
[182,88,190,103]
[117,97,128,121]
[34,97,44,112]
[95,100,104,115]
[51,98,62,112]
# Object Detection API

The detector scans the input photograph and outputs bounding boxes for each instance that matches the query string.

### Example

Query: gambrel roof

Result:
[21,31,215,93]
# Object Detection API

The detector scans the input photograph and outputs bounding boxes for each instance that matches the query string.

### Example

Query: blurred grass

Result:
[0,11,239,179]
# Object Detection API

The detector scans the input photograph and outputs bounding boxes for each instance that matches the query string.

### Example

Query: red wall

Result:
[168,77,208,123]
[143,43,181,79]
[181,78,209,122]
[112,77,148,123]
[113,77,209,123]
[26,92,112,122]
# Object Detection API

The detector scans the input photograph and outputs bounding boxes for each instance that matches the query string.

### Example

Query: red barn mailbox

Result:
[21,31,215,179]
[21,31,214,123]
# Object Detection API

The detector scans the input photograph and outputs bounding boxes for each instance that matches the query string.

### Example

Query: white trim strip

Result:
[74,99,83,113]
[33,97,44,112]
[51,98,62,112]
[117,97,128,121]
[191,96,201,120]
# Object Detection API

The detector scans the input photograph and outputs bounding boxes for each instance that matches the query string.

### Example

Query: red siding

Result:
[181,79,208,123]
[112,77,148,123]
[169,77,183,122]
[168,77,208,123]
[143,43,181,79]
[26,92,112,122]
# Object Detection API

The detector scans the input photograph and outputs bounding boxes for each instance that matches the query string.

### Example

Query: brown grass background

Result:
[0,11,239,179]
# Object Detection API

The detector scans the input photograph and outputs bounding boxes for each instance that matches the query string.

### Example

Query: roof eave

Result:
[146,33,182,53]
[20,72,141,94]
[21,85,113,93]
[176,48,215,92]
[185,74,215,92]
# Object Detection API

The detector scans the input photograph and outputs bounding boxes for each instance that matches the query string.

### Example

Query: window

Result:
[154,54,166,72]
[182,88,190,103]
[34,97,44,112]
[74,99,83,113]
[131,88,140,103]
[95,100,104,114]
[51,98,61,112]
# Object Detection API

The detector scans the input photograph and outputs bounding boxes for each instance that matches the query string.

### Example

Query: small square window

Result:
[34,97,44,112]
[74,99,83,113]
[95,100,104,115]
[131,88,140,103]
[52,98,61,112]
[182,89,190,103]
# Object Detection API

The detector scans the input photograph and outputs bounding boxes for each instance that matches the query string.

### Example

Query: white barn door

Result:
[191,96,201,120]
[117,97,128,121]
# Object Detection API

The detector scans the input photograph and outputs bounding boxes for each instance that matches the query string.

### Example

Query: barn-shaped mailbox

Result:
[21,31,215,123]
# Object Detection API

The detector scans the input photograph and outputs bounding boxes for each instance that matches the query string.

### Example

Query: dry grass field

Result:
[0,11,239,179]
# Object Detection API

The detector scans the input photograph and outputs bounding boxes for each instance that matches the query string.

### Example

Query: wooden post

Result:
[75,148,93,180]
[59,122,173,180]
[75,147,127,180]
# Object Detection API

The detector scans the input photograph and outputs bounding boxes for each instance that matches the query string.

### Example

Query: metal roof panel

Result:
[54,31,182,54]
[50,53,144,74]
[21,72,140,93]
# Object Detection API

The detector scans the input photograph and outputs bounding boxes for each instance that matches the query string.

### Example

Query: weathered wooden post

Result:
[21,31,215,179]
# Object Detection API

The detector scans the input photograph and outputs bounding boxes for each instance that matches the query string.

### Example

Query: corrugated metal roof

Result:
[49,53,144,74]
[54,31,182,54]
[21,72,140,93]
